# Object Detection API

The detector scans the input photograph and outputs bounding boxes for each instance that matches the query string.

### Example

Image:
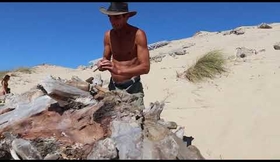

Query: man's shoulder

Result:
[103,30,111,41]
[135,28,147,38]
[136,28,146,34]
[105,30,111,36]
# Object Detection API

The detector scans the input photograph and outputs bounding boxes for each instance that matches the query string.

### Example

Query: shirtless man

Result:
[97,2,150,107]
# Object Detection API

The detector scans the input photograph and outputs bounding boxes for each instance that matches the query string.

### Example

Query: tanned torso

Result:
[109,25,139,83]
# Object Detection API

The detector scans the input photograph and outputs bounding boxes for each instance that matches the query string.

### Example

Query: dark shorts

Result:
[108,76,144,94]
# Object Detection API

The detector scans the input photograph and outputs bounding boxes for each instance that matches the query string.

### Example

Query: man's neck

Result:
[114,23,130,33]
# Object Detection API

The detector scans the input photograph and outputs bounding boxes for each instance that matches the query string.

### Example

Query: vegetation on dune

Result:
[183,50,227,83]
[0,67,33,78]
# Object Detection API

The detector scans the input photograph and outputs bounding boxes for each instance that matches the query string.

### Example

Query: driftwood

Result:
[0,90,55,130]
[274,42,280,50]
[38,75,100,107]
[148,41,170,51]
[41,75,92,98]
[258,23,272,29]
[236,47,257,58]
[0,76,205,160]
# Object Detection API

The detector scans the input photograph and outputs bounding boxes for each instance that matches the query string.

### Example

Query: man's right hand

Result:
[96,59,105,71]
[97,59,112,71]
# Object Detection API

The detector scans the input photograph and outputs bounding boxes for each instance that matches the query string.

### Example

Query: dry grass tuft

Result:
[183,50,227,83]
[0,67,33,79]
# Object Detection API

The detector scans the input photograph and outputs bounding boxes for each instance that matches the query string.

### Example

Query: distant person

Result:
[1,74,11,95]
[96,2,150,108]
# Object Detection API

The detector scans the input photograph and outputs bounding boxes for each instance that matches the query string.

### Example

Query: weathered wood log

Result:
[4,87,46,108]
[110,120,143,159]
[0,108,15,116]
[172,133,204,160]
[274,42,280,50]
[11,138,42,160]
[173,126,185,139]
[0,92,56,130]
[64,81,89,92]
[142,119,204,160]
[0,132,17,160]
[92,73,103,86]
[38,76,96,107]
[95,85,108,93]
[40,75,92,98]
[39,75,107,105]
[10,148,20,160]
[143,101,165,121]
[87,137,117,160]
[158,119,177,129]
[43,153,60,160]
[257,23,272,29]
[148,40,170,50]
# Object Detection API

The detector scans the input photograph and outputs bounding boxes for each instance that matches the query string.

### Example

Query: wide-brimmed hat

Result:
[99,2,137,17]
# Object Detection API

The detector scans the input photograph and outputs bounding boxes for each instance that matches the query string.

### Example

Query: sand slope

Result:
[6,22,280,159]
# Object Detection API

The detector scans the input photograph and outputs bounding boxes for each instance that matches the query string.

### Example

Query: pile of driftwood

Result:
[0,75,204,160]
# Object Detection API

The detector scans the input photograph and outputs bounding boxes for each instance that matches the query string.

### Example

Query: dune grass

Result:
[0,67,33,79]
[13,67,33,74]
[184,50,227,83]
[0,71,10,79]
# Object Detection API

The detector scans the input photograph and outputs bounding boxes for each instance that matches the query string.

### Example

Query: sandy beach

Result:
[5,22,280,159]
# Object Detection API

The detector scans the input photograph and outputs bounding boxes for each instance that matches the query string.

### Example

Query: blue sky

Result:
[0,2,279,71]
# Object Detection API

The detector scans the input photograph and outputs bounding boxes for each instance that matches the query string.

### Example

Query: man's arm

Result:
[103,30,112,60]
[118,29,150,76]
[97,31,112,71]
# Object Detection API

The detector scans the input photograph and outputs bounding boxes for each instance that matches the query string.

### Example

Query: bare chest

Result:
[110,30,137,61]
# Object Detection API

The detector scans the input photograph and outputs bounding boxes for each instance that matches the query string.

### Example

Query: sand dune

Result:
[5,22,280,159]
